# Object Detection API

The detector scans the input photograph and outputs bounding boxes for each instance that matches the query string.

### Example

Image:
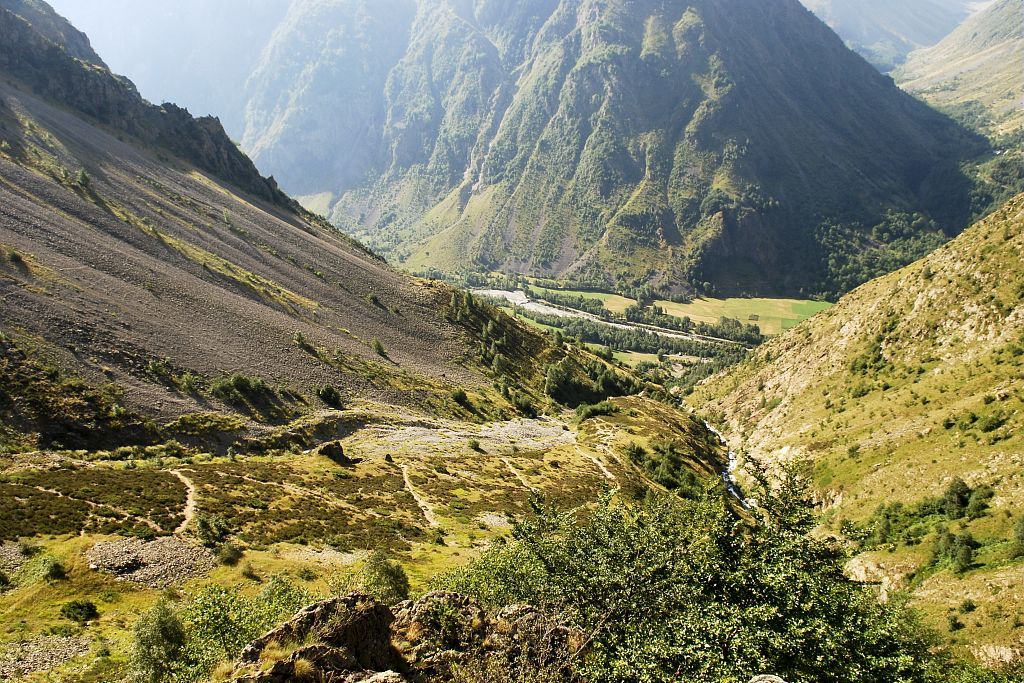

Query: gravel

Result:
[0,635,90,679]
[87,536,215,588]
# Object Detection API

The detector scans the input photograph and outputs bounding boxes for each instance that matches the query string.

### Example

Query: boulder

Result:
[319,441,360,467]
[232,594,406,682]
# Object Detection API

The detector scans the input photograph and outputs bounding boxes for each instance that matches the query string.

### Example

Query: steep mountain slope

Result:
[0,0,104,66]
[44,0,286,136]
[800,0,984,70]
[241,0,981,299]
[692,194,1024,658]
[0,0,626,438]
[896,0,1023,138]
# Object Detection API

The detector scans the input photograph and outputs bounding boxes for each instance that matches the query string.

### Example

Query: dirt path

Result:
[585,453,617,483]
[501,457,537,491]
[401,464,440,528]
[170,470,197,535]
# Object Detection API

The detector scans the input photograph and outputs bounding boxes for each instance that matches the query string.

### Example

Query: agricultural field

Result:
[655,297,832,335]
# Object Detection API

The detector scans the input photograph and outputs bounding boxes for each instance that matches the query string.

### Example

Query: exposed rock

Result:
[87,536,214,588]
[233,593,407,682]
[0,635,90,679]
[0,5,292,206]
[391,591,487,676]
[229,592,580,683]
[0,543,28,575]
[319,441,361,467]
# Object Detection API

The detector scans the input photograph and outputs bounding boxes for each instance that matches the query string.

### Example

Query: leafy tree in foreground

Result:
[131,598,185,683]
[436,465,988,683]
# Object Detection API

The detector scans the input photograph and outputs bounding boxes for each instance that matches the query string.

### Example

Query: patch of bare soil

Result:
[87,536,214,588]
[0,635,90,679]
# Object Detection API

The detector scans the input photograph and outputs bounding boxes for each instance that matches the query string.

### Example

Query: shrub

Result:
[359,550,410,604]
[61,600,99,623]
[511,392,537,417]
[467,438,482,452]
[371,338,387,357]
[131,599,185,683]
[195,514,230,547]
[0,570,9,591]
[435,467,940,683]
[18,541,41,557]
[943,478,971,519]
[1012,517,1024,559]
[451,388,469,406]
[40,556,66,581]
[209,374,273,405]
[292,331,312,351]
[317,384,343,408]
[575,400,618,422]
[217,543,244,567]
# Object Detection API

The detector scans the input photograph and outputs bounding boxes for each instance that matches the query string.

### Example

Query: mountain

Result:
[0,0,627,443]
[238,0,981,300]
[895,0,1023,138]
[43,0,286,137]
[800,0,985,71]
[0,0,104,66]
[691,194,1024,658]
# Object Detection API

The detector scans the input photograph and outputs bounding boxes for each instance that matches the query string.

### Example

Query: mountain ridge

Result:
[239,0,982,299]
[895,0,1023,138]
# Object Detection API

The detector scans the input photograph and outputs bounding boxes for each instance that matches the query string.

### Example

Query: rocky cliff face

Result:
[0,4,292,207]
[0,0,104,66]
[241,0,981,297]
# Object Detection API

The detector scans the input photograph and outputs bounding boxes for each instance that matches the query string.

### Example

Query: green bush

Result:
[60,600,99,623]
[575,400,618,422]
[1013,517,1024,560]
[435,467,944,683]
[131,599,185,683]
[317,384,343,408]
[39,556,66,581]
[217,543,244,567]
[195,514,231,547]
[371,338,387,357]
[359,550,410,605]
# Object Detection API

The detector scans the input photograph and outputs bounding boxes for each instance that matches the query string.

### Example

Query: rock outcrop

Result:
[227,592,581,683]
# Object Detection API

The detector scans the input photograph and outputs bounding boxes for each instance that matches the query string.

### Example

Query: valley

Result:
[0,0,1022,681]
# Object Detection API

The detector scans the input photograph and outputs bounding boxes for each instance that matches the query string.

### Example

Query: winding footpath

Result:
[170,470,197,534]
[401,464,440,528]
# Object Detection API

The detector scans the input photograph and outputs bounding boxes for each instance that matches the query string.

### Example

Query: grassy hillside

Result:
[692,194,1024,664]
[240,0,982,299]
[896,0,1023,138]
